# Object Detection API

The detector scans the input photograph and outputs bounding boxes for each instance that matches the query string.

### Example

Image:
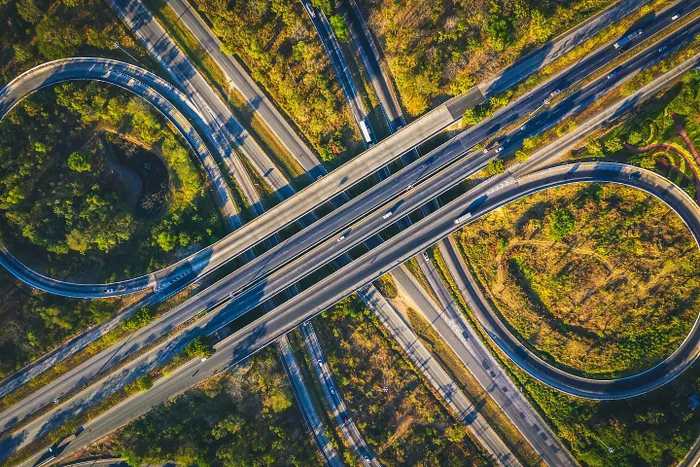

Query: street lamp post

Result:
[112,41,141,65]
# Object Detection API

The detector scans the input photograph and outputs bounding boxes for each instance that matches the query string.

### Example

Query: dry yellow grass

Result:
[456,183,700,378]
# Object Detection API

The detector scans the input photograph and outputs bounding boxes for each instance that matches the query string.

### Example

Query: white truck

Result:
[454,212,473,224]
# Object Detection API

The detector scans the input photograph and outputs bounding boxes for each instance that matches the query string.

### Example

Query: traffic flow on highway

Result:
[3,0,700,465]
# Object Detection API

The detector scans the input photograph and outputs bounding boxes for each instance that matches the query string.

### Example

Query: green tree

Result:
[548,208,576,240]
[604,137,624,154]
[67,151,92,172]
[486,158,505,176]
[329,15,350,42]
[183,336,215,359]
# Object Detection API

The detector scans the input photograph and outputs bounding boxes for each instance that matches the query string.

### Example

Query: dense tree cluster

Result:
[360,0,614,115]
[0,82,222,277]
[195,0,356,161]
[114,349,319,466]
[0,0,142,85]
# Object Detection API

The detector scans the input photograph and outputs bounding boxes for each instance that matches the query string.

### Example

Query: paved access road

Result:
[164,0,326,179]
[305,2,373,143]
[1,0,658,299]
[277,336,343,467]
[300,323,379,466]
[4,16,697,440]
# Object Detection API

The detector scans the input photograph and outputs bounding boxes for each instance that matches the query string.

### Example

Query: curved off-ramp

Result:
[449,161,700,399]
[0,57,243,298]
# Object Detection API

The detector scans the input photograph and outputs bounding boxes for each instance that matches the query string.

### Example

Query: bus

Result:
[613,29,643,50]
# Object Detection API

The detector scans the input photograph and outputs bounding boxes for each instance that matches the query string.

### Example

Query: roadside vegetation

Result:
[192,0,363,164]
[423,231,700,466]
[0,83,225,282]
[582,69,700,200]
[0,268,119,379]
[106,348,320,466]
[0,0,149,85]
[357,0,616,115]
[455,183,700,378]
[313,296,490,465]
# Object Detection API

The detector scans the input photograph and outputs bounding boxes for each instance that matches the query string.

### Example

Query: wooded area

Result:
[0,82,224,282]
[314,296,489,465]
[0,0,149,85]
[192,0,362,163]
[110,348,321,466]
[358,0,615,115]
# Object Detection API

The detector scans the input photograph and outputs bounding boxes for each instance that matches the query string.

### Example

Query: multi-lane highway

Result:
[2,10,698,442]
[1,2,700,464]
[164,0,325,179]
[1,0,661,300]
[18,158,693,467]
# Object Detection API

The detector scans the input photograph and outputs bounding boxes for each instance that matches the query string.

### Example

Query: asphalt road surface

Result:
[3,19,697,442]
[1,0,657,299]
[277,336,343,466]
[164,0,325,179]
[300,323,378,466]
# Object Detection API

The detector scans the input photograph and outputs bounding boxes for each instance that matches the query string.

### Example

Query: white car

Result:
[382,211,393,219]
[337,235,346,242]
[200,357,208,362]
[672,12,681,21]
[495,146,504,153]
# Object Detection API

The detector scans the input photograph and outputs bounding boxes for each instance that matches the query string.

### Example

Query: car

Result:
[53,398,59,404]
[629,171,642,180]
[364,455,372,463]
[337,235,346,242]
[305,2,316,17]
[316,174,324,180]
[329,386,335,394]
[382,211,393,219]
[482,147,490,154]
[342,414,350,423]
[405,184,414,191]
[105,288,115,293]
[543,88,561,105]
[318,359,323,366]
[519,124,528,132]
[422,251,430,262]
[658,45,668,53]
[495,146,504,153]
[607,70,618,80]
[672,12,681,21]
[200,357,207,362]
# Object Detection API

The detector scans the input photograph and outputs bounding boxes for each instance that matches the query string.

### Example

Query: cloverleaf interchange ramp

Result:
[0,0,686,301]
[1,1,699,431]
[1,1,700,464]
